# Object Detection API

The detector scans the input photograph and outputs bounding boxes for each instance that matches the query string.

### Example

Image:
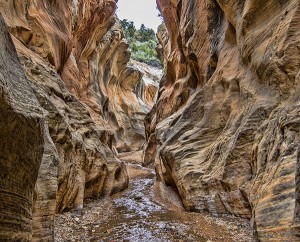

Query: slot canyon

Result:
[0,0,299,241]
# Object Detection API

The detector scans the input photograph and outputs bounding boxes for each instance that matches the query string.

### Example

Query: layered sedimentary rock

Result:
[0,0,155,152]
[0,0,157,240]
[19,53,129,241]
[145,0,300,240]
[0,15,46,241]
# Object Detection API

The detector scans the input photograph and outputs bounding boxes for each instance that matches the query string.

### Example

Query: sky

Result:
[116,0,162,31]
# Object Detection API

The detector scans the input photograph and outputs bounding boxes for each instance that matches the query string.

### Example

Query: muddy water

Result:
[94,167,207,242]
[55,163,253,242]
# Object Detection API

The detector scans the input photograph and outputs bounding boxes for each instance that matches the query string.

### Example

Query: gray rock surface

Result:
[0,14,45,241]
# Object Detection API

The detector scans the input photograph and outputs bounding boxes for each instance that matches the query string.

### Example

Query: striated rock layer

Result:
[0,15,46,241]
[0,0,156,152]
[0,0,158,241]
[144,0,300,241]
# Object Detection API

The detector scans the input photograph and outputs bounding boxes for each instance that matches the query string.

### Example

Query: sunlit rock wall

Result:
[0,0,156,152]
[145,0,300,240]
[0,0,158,240]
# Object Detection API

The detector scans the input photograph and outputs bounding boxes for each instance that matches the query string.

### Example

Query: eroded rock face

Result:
[145,0,300,240]
[0,0,154,152]
[0,0,157,240]
[0,15,45,241]
[18,54,129,241]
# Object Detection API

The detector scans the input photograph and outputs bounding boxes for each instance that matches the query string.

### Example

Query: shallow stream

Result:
[93,167,207,242]
[55,163,253,242]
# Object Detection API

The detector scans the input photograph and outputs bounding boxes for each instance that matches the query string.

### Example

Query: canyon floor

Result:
[55,152,254,242]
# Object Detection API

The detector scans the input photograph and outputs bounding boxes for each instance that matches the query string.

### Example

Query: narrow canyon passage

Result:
[55,154,253,242]
[52,2,254,240]
[0,0,299,241]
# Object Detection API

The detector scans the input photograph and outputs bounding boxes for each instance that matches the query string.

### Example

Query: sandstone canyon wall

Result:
[0,0,157,152]
[0,0,157,241]
[145,0,300,241]
[0,15,46,241]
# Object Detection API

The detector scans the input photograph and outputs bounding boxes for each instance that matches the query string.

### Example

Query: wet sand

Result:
[55,157,254,242]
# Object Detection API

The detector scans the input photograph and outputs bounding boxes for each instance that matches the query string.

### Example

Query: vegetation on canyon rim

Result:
[0,0,299,241]
[121,19,162,67]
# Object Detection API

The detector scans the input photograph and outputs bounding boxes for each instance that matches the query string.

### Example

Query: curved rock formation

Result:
[0,0,158,240]
[0,0,155,152]
[0,15,45,241]
[145,0,300,240]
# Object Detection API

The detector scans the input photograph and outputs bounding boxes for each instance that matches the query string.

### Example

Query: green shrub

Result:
[120,19,162,67]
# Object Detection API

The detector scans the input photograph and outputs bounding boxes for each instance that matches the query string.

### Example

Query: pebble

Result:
[54,164,254,242]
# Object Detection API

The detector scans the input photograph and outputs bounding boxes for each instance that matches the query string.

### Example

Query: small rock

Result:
[134,196,142,200]
[31,68,41,75]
